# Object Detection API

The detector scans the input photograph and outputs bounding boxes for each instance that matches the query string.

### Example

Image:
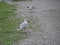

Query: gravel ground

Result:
[13,0,60,45]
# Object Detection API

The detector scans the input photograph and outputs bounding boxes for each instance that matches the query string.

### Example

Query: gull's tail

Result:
[17,28,21,30]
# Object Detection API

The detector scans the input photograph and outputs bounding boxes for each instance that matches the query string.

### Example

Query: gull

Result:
[17,19,30,32]
[27,6,35,13]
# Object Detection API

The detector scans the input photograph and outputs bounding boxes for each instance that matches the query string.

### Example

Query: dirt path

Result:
[14,0,60,45]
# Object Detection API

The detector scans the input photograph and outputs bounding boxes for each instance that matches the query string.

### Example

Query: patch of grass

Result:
[0,2,26,45]
[0,2,16,19]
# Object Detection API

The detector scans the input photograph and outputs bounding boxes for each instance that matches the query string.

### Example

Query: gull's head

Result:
[30,6,33,8]
[24,19,30,22]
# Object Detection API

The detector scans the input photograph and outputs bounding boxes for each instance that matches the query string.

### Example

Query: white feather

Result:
[17,19,28,30]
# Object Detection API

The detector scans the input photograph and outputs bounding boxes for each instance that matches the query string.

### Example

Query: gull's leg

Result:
[21,29,23,34]
[22,28,25,34]
[23,28,27,34]
[24,28,25,32]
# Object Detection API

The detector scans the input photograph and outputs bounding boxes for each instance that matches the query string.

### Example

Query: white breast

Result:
[19,21,28,30]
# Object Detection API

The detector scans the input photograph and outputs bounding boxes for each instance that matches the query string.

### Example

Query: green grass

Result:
[0,2,26,45]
